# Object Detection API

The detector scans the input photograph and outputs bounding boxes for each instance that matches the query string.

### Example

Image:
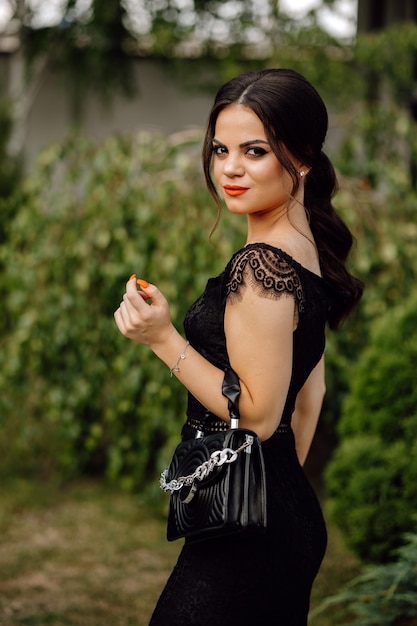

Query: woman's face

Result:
[212,104,296,217]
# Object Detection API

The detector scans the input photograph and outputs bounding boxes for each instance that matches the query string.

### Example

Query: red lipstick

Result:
[223,185,249,197]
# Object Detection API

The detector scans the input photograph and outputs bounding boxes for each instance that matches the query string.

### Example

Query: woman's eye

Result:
[246,147,268,157]
[212,144,226,155]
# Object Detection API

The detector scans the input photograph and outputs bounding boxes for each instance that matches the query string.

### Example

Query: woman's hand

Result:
[114,276,174,348]
[114,275,228,420]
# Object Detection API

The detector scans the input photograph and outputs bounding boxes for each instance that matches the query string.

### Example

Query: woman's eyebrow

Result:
[212,138,270,148]
[240,139,270,148]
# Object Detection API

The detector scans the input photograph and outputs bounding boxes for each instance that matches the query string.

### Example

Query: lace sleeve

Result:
[225,244,306,314]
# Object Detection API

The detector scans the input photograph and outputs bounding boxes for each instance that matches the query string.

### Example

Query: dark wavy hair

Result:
[202,68,363,328]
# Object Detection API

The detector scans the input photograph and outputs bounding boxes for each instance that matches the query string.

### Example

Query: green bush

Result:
[325,295,417,562]
[0,130,245,490]
[313,529,417,625]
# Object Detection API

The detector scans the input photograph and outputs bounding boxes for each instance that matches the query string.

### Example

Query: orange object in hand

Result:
[137,278,150,289]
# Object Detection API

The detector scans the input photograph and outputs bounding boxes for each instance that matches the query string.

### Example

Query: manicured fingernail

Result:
[137,278,150,289]
[129,273,137,281]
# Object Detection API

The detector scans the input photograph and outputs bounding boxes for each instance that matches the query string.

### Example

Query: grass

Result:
[0,479,360,625]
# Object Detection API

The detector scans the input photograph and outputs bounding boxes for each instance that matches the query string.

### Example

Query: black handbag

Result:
[160,368,267,542]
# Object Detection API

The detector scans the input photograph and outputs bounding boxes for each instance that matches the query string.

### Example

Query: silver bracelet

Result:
[169,340,190,377]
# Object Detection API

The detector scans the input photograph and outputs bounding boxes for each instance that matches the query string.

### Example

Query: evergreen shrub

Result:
[325,295,417,562]
[313,529,417,625]
[0,130,245,490]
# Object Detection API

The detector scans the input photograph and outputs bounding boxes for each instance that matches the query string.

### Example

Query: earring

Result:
[299,170,305,177]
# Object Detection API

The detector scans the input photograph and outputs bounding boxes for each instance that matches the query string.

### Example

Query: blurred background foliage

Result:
[0,128,245,494]
[1,0,417,582]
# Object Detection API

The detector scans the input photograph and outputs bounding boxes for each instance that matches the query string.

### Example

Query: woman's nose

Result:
[223,153,244,177]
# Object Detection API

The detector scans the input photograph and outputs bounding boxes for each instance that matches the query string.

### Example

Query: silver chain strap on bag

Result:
[160,435,254,495]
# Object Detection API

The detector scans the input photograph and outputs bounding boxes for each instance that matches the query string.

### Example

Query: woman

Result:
[114,69,363,625]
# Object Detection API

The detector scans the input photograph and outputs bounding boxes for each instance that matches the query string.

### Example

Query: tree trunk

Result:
[5,0,49,162]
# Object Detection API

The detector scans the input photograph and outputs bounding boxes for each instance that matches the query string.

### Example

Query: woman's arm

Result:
[291,356,326,466]
[114,277,295,440]
[223,287,294,440]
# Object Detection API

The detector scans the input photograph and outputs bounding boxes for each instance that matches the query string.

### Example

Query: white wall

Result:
[22,58,213,168]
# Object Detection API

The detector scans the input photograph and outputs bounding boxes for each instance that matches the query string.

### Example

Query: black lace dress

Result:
[149,243,337,626]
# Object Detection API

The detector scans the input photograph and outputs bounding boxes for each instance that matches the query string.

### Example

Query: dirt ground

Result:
[0,481,180,626]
